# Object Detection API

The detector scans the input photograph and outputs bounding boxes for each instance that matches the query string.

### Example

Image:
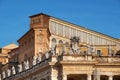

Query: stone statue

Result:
[51,39,57,55]
[0,74,2,80]
[37,53,42,63]
[26,60,29,69]
[33,56,37,66]
[51,39,57,54]
[2,71,5,79]
[86,45,92,55]
[108,45,113,56]
[61,44,66,55]
[93,68,100,80]
[70,36,80,54]
[24,60,29,70]
[18,64,22,72]
[69,48,74,55]
[50,48,56,56]
[12,66,16,75]
[45,50,49,59]
[59,43,67,55]
[7,69,11,77]
[91,46,96,53]
[24,61,27,70]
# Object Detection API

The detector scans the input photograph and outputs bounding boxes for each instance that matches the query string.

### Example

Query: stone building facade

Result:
[0,43,18,65]
[0,13,120,80]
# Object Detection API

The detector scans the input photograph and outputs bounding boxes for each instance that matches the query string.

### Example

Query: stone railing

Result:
[58,53,120,63]
[2,53,120,80]
[94,56,120,63]
[2,55,57,80]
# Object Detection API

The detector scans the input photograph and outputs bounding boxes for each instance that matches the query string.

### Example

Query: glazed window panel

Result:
[55,23,58,35]
[65,26,70,38]
[71,28,76,37]
[69,27,72,38]
[91,35,94,45]
[82,32,85,42]
[58,24,63,36]
[51,21,58,34]
[50,21,55,34]
[96,37,99,45]
[63,25,65,37]
[89,34,92,44]
[49,21,53,32]
[76,30,79,37]
[80,31,83,42]
[97,37,100,45]
[54,22,57,34]
[102,39,105,45]
[94,36,97,45]
[83,32,87,43]
[86,33,89,44]
[77,30,81,41]
[99,38,102,45]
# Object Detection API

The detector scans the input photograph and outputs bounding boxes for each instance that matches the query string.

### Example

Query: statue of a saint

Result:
[45,50,49,59]
[51,48,56,56]
[62,44,66,55]
[12,66,16,75]
[92,46,96,53]
[24,61,27,70]
[24,60,29,70]
[51,39,57,56]
[26,60,29,69]
[70,36,80,54]
[37,53,42,63]
[2,71,5,79]
[7,69,11,77]
[33,56,36,66]
[108,45,113,56]
[18,64,22,72]
[93,68,100,80]
[86,45,92,55]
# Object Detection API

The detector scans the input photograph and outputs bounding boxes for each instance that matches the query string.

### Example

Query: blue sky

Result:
[0,0,120,47]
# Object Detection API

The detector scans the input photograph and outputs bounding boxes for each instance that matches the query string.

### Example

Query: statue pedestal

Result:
[108,56,112,63]
[50,55,57,62]
[86,54,92,61]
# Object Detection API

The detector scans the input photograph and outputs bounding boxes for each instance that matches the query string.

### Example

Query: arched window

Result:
[52,38,57,45]
[65,42,69,47]
[59,40,63,45]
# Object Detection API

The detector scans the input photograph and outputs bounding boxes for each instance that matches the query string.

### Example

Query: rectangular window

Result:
[97,50,102,56]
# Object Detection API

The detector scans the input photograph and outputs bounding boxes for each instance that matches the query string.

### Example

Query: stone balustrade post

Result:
[62,74,67,80]
[87,74,92,80]
[109,75,113,80]
[50,75,58,80]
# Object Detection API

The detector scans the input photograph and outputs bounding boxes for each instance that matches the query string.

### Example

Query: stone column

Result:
[109,75,113,80]
[50,75,58,80]
[87,74,92,80]
[0,74,1,80]
[97,75,100,80]
[62,75,67,80]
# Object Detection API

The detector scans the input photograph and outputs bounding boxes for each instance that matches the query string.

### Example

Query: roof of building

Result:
[29,13,119,40]
[29,13,50,18]
[2,43,18,49]
[17,28,34,42]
